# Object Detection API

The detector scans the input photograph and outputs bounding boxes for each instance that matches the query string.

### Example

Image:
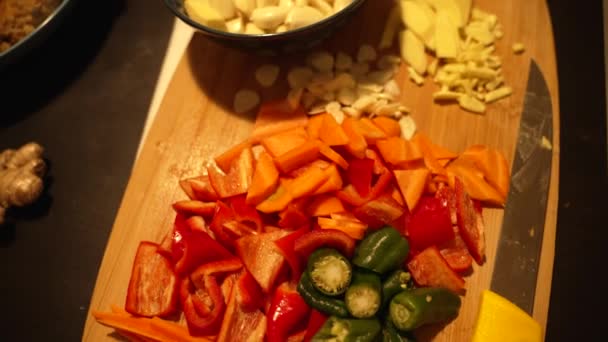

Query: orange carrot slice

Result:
[357,118,387,144]
[320,144,349,169]
[429,142,458,160]
[260,127,308,158]
[312,164,343,195]
[308,195,345,216]
[342,118,368,158]
[208,147,254,198]
[274,140,321,174]
[246,152,280,205]
[289,159,332,178]
[461,145,511,199]
[256,185,293,213]
[389,185,405,206]
[372,117,401,137]
[318,217,367,240]
[286,166,329,199]
[306,114,325,140]
[376,137,423,166]
[252,100,308,140]
[215,140,252,173]
[411,133,447,176]
[394,169,431,211]
[446,160,505,206]
[319,114,350,146]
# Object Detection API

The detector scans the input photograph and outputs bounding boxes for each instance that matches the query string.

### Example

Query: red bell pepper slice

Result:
[435,185,457,225]
[406,196,455,251]
[293,229,356,259]
[229,194,263,233]
[217,281,267,342]
[210,201,239,249]
[125,241,178,318]
[170,213,190,263]
[337,170,393,207]
[455,177,486,264]
[303,309,328,342]
[235,270,264,311]
[190,257,243,282]
[266,282,311,342]
[278,202,311,229]
[174,228,234,276]
[353,194,405,229]
[180,275,225,336]
[439,228,473,273]
[407,246,465,294]
[347,158,375,198]
[274,226,310,282]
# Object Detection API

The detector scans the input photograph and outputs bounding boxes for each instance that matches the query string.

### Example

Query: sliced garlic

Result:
[400,29,427,75]
[399,116,417,140]
[336,87,357,105]
[512,42,525,54]
[407,66,425,86]
[383,79,401,98]
[342,106,361,118]
[245,22,265,34]
[255,64,280,87]
[484,86,512,103]
[379,5,402,49]
[326,101,344,123]
[234,89,261,113]
[226,16,245,33]
[184,0,227,31]
[458,94,486,113]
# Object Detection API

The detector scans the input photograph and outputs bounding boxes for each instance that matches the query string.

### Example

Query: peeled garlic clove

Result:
[399,116,417,140]
[251,6,290,30]
[234,0,256,18]
[234,89,261,113]
[255,64,281,87]
[279,0,295,8]
[309,0,333,16]
[257,0,279,7]
[275,24,288,33]
[336,87,357,106]
[207,0,236,20]
[226,16,245,33]
[184,0,227,31]
[245,22,266,34]
[285,6,324,30]
[326,101,345,123]
[333,0,352,12]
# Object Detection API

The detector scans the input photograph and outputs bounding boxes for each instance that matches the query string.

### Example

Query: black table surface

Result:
[0,1,606,341]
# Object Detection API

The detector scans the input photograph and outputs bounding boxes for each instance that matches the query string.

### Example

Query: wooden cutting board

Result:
[82,0,560,340]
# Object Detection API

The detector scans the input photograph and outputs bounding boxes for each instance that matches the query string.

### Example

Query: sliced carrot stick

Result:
[411,133,447,176]
[256,185,293,213]
[319,114,350,146]
[274,140,321,174]
[357,118,387,144]
[312,164,343,195]
[308,195,346,216]
[342,118,368,158]
[319,144,349,169]
[376,137,423,166]
[318,217,367,240]
[438,159,452,167]
[260,127,308,158]
[286,166,328,199]
[429,142,458,160]
[372,117,401,137]
[215,140,252,173]
[246,152,280,205]
[306,114,325,140]
[461,146,510,199]
[446,160,505,206]
[252,100,308,140]
[394,169,430,211]
[92,309,214,342]
[289,159,332,178]
[389,185,405,206]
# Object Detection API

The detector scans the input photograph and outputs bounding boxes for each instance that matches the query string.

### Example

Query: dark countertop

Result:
[0,0,606,341]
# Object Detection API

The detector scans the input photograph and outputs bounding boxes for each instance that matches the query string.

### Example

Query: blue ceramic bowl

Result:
[164,0,367,55]
[0,0,75,69]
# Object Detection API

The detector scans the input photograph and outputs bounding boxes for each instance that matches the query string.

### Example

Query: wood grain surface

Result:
[82,0,560,340]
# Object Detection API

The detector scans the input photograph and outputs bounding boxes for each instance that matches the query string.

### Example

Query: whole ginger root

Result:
[0,142,47,225]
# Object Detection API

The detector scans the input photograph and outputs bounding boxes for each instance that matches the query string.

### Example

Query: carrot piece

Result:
[274,140,321,174]
[342,118,368,158]
[429,142,458,160]
[389,185,405,206]
[260,127,308,158]
[320,144,349,169]
[92,309,214,342]
[376,137,423,166]
[411,133,447,176]
[286,166,329,199]
[215,140,252,173]
[246,152,280,205]
[252,100,308,140]
[461,145,511,199]
[307,114,325,140]
[289,159,332,178]
[318,217,367,240]
[256,185,293,213]
[208,147,254,198]
[319,114,350,146]
[394,169,431,211]
[308,195,346,216]
[446,160,505,206]
[312,164,343,195]
[357,118,387,144]
[372,117,401,137]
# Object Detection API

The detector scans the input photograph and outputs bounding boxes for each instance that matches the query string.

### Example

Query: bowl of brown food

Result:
[0,0,73,69]
[164,0,367,55]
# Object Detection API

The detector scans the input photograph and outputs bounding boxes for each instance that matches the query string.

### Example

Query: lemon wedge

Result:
[472,290,543,342]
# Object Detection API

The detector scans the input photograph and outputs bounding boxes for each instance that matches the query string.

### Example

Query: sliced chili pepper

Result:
[406,196,455,251]
[235,270,264,311]
[381,270,412,310]
[307,248,352,296]
[344,269,382,318]
[217,279,268,342]
[293,229,356,260]
[312,316,381,342]
[353,226,410,275]
[180,275,225,336]
[347,158,375,197]
[275,226,310,282]
[278,201,311,229]
[209,201,237,249]
[297,272,349,317]
[383,320,416,342]
[389,288,461,331]
[303,309,328,342]
[267,282,311,342]
[407,246,465,294]
[125,241,178,318]
[174,229,234,276]
[353,194,405,229]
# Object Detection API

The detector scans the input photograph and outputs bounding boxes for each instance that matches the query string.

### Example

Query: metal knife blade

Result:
[490,60,554,315]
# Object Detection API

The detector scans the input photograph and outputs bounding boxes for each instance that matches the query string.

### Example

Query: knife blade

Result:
[490,59,554,315]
